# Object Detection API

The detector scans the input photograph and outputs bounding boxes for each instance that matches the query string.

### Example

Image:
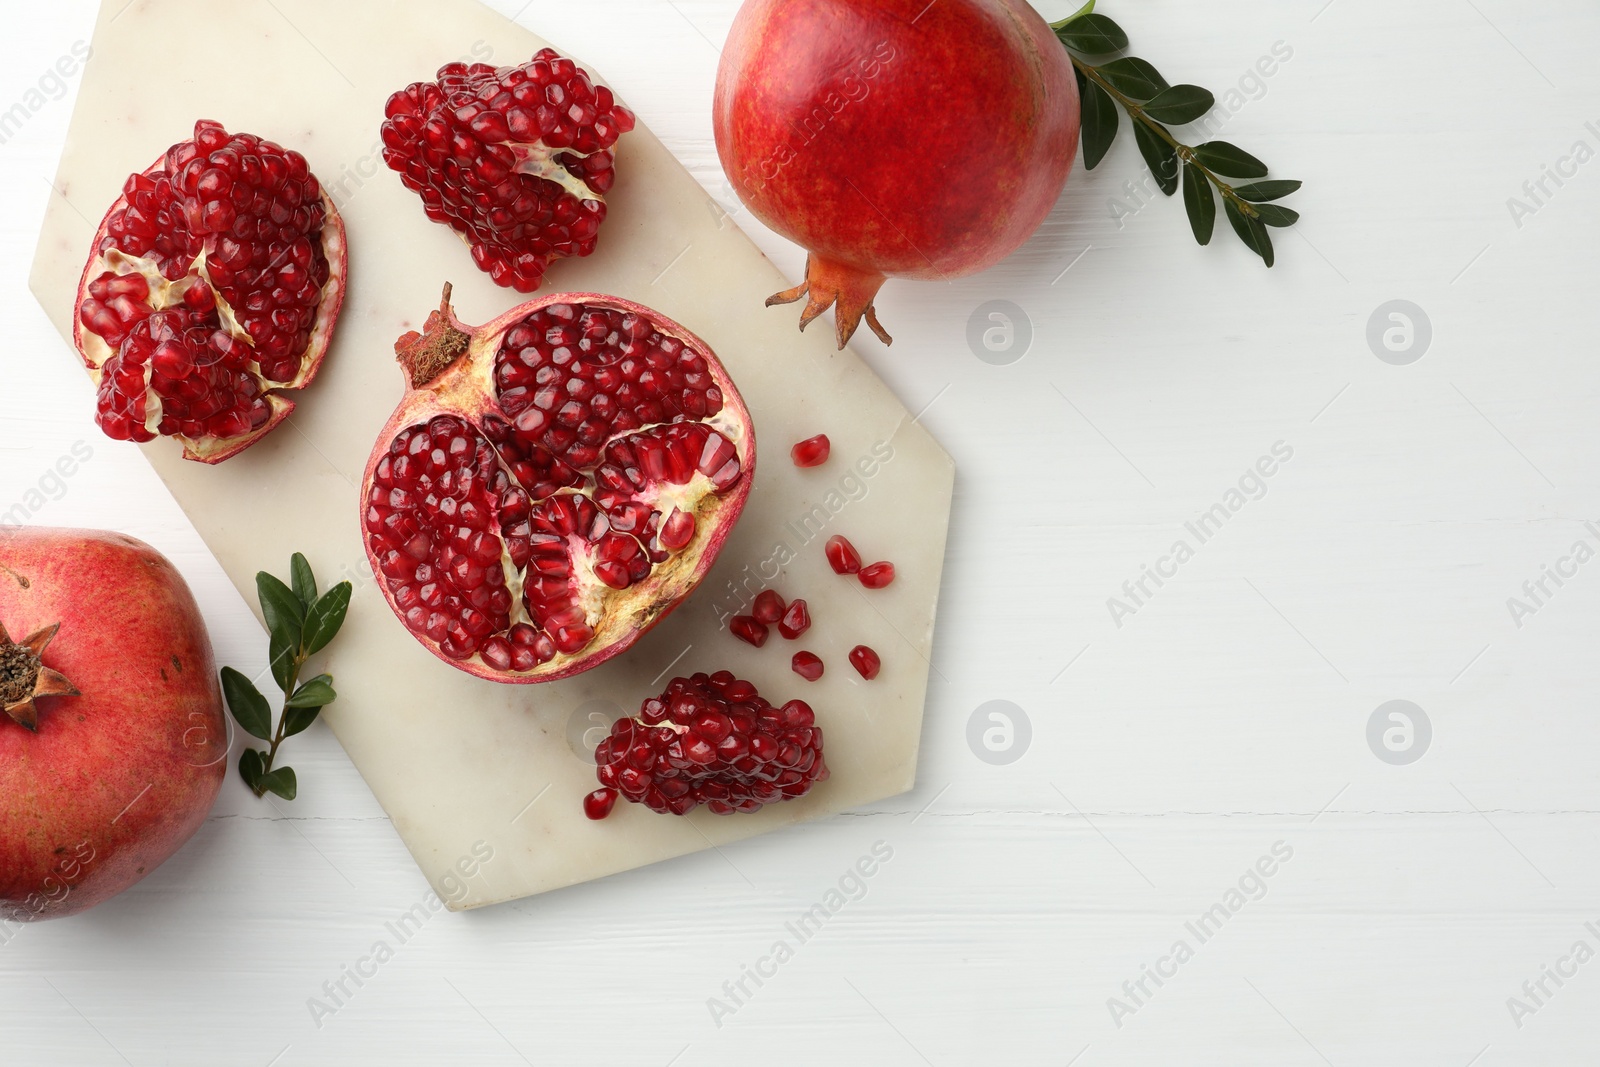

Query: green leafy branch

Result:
[1053,1,1302,266]
[221,553,352,801]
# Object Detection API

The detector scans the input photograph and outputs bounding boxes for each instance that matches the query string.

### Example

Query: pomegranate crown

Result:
[395,283,472,388]
[0,621,80,731]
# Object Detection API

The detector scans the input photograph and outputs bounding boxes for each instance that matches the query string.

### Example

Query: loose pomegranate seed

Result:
[791,651,824,681]
[778,599,811,640]
[859,562,896,589]
[849,645,881,680]
[381,51,637,293]
[790,434,831,467]
[752,589,786,624]
[825,535,861,575]
[730,615,769,647]
[594,672,829,815]
[583,787,618,820]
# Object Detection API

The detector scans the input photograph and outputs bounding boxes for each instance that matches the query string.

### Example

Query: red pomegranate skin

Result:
[714,0,1080,283]
[0,528,226,921]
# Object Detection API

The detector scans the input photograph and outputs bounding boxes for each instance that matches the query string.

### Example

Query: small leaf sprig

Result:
[220,553,352,800]
[1053,0,1302,265]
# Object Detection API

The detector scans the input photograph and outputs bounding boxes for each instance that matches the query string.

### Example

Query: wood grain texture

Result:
[4,0,1600,1063]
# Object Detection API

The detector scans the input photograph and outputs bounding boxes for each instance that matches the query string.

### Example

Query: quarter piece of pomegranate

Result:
[590,672,828,817]
[363,286,755,683]
[381,51,637,293]
[1,528,227,921]
[714,0,1079,348]
[73,120,347,463]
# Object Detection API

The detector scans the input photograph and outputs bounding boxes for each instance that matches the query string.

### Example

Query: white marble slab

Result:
[28,0,953,908]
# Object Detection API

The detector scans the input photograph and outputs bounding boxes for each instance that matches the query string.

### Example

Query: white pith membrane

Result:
[73,139,347,463]
[364,297,753,681]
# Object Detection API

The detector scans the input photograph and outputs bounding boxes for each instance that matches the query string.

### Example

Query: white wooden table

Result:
[5,1,1599,1063]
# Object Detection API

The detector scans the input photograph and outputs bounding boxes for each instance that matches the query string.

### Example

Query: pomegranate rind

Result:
[72,150,348,465]
[363,291,756,685]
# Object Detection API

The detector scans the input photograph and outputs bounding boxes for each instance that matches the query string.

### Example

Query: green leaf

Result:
[282,705,322,739]
[1232,179,1302,202]
[238,748,265,791]
[221,666,273,741]
[290,553,317,610]
[287,674,337,709]
[258,766,298,801]
[302,582,353,657]
[1191,140,1269,178]
[1132,120,1179,196]
[1250,202,1300,227]
[257,571,304,653]
[1141,84,1215,125]
[1181,162,1216,245]
[1225,199,1275,266]
[268,629,296,695]
[1055,13,1128,56]
[1094,56,1168,100]
[1078,74,1119,170]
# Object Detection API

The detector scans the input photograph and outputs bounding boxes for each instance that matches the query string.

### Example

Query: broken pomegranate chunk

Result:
[590,672,828,816]
[73,120,346,463]
[381,50,637,293]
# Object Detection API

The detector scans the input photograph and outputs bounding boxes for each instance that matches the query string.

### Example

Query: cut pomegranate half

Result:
[381,51,637,293]
[73,120,347,463]
[363,285,754,683]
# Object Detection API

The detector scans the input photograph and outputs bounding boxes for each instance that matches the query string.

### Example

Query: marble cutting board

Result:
[29,0,954,908]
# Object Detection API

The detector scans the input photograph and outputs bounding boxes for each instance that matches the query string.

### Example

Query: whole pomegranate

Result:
[362,286,754,683]
[713,0,1079,347]
[381,51,636,293]
[0,528,227,921]
[74,120,347,462]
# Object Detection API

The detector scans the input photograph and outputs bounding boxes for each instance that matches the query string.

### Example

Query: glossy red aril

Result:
[73,121,347,462]
[714,0,1079,347]
[778,599,810,640]
[790,434,830,467]
[791,651,824,681]
[752,589,786,624]
[849,644,881,680]
[859,561,896,589]
[363,286,755,683]
[825,535,861,575]
[583,787,618,820]
[382,51,637,293]
[730,615,769,648]
[590,672,828,816]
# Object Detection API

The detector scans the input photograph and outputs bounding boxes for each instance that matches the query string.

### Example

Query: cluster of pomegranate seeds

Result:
[790,433,830,467]
[791,650,824,681]
[365,296,747,674]
[849,645,881,680]
[588,672,828,818]
[76,120,337,455]
[381,50,637,292]
[825,535,896,589]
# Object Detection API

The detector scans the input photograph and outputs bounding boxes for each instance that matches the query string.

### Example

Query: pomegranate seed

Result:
[825,535,861,575]
[859,561,896,589]
[752,588,786,624]
[593,672,828,816]
[583,787,618,820]
[730,615,769,647]
[790,434,831,467]
[778,599,811,640]
[791,651,824,681]
[849,645,881,680]
[381,49,637,293]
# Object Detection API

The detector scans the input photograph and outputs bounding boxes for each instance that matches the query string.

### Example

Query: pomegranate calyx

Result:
[766,255,891,350]
[0,621,81,731]
[395,283,472,388]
